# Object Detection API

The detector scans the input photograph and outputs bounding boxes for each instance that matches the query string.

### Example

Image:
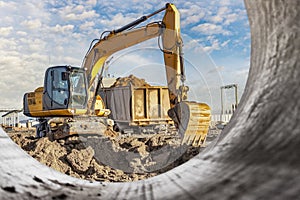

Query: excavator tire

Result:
[168,101,211,147]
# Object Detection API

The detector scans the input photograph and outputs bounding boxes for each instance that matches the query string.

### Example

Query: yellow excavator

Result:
[23,3,211,147]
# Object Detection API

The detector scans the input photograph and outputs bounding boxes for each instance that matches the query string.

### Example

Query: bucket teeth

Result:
[182,131,208,147]
[170,101,211,147]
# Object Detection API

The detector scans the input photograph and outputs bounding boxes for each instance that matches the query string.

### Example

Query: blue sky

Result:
[0,0,250,113]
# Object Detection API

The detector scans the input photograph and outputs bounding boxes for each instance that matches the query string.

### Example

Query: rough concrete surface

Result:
[0,0,300,199]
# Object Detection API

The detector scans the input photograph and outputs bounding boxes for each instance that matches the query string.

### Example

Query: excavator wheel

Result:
[168,101,211,147]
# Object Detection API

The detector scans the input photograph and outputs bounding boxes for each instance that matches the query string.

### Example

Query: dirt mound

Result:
[111,74,150,88]
[9,131,156,182]
[8,129,219,182]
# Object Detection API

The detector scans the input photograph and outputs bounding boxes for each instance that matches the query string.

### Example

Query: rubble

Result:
[8,129,220,182]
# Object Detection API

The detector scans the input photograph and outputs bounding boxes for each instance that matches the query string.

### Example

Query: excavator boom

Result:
[83,22,163,90]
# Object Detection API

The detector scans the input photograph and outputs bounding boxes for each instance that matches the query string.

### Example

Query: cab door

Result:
[69,69,88,109]
[43,66,70,110]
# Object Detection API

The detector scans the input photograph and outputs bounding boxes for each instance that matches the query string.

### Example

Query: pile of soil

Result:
[7,128,220,182]
[111,74,150,88]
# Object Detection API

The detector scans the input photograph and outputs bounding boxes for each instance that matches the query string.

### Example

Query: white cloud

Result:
[0,26,13,36]
[100,13,137,28]
[206,6,239,26]
[179,5,206,27]
[224,13,238,25]
[0,38,17,50]
[73,5,85,13]
[86,0,97,6]
[192,23,231,35]
[21,19,42,29]
[203,39,220,53]
[49,24,74,34]
[182,13,205,27]
[209,15,223,23]
[16,31,27,36]
[219,0,231,6]
[1,16,14,25]
[63,10,99,21]
[143,3,154,10]
[80,21,95,31]
[218,6,230,15]
[28,39,46,52]
[57,3,99,22]
[0,52,47,108]
[0,52,18,66]
[0,1,17,10]
[19,2,50,21]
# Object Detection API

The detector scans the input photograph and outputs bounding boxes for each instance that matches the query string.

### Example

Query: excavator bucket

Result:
[168,101,211,147]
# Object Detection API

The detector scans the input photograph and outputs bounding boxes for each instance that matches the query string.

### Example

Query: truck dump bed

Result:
[100,86,173,128]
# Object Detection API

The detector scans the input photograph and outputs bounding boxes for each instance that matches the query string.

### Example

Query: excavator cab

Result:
[23,65,111,138]
[43,66,88,111]
[23,66,89,118]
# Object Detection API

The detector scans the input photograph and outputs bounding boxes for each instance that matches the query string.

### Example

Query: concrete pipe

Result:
[1,0,299,199]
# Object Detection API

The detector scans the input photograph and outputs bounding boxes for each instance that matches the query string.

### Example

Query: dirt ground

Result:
[6,127,220,182]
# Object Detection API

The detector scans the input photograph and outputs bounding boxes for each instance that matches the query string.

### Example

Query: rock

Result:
[66,146,95,172]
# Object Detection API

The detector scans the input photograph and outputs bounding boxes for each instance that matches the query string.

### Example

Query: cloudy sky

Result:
[0,0,250,114]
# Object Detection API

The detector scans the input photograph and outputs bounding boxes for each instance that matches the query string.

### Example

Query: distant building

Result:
[1,110,22,127]
[1,109,39,129]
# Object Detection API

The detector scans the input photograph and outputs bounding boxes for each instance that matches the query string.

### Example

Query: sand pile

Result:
[111,74,150,88]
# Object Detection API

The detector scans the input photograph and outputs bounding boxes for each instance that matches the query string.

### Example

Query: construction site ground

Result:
[4,75,219,182]
[6,127,221,182]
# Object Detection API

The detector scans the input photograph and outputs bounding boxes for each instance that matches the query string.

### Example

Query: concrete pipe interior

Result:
[1,0,299,199]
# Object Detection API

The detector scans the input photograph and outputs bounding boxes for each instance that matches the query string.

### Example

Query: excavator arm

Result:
[162,3,188,105]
